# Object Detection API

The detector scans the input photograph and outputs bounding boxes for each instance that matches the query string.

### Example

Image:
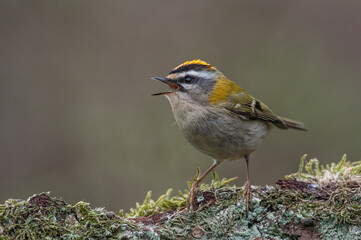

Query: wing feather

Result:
[223,92,288,129]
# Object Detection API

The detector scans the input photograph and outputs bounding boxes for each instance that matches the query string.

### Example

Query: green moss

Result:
[2,155,361,239]
[279,154,361,224]
[0,192,140,239]
[121,155,361,239]
[287,154,361,181]
[153,187,316,239]
[121,170,237,218]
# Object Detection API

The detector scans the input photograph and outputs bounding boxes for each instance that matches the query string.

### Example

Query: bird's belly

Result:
[178,109,271,161]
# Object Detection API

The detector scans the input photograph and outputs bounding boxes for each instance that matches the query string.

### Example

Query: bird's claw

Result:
[186,181,199,209]
[242,181,252,216]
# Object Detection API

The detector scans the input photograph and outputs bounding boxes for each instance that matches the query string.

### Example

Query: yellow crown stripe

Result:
[173,59,216,71]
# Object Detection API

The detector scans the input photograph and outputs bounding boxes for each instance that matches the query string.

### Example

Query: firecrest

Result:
[152,60,306,214]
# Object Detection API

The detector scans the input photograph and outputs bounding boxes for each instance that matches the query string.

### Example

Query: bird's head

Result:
[152,59,243,105]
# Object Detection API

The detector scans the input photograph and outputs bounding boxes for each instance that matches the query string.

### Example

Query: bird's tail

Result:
[279,117,307,131]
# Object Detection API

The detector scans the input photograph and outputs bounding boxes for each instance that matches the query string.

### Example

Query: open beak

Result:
[151,77,180,96]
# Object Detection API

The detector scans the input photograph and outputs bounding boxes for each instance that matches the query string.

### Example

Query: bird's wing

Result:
[222,92,288,129]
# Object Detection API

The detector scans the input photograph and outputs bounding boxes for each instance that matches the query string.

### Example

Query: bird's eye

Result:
[184,76,194,84]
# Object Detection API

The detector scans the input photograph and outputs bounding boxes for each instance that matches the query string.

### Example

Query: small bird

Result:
[152,60,306,214]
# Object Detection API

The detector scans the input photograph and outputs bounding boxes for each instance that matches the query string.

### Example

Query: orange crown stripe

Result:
[173,59,216,71]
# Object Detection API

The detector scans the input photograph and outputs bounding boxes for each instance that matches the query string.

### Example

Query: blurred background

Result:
[1,1,360,212]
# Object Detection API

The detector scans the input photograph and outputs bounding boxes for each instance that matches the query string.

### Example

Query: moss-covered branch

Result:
[1,155,361,239]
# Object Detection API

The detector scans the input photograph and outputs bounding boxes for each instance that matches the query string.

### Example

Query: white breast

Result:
[166,94,271,161]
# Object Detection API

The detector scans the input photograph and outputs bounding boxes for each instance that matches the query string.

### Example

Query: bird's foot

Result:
[186,181,199,209]
[241,181,252,216]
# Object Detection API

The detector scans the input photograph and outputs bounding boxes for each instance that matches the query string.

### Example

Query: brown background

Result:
[1,1,360,212]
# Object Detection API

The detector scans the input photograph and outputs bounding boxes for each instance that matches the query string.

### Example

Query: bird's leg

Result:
[242,155,252,216]
[187,160,219,209]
